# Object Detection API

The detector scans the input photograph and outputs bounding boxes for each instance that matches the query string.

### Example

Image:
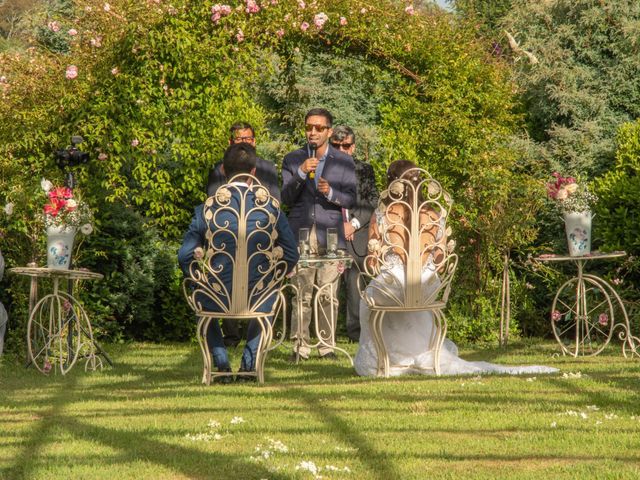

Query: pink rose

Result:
[90,36,102,47]
[270,0,278,4]
[131,139,139,147]
[551,310,562,322]
[313,12,328,29]
[103,3,111,12]
[276,28,285,38]
[245,0,260,13]
[48,21,60,32]
[360,7,367,13]
[236,28,245,42]
[194,247,204,260]
[68,28,78,36]
[598,313,609,326]
[211,12,221,23]
[405,5,415,15]
[65,65,78,80]
[98,153,108,161]
[111,67,119,75]
[297,0,306,8]
[300,21,309,31]
[339,16,347,26]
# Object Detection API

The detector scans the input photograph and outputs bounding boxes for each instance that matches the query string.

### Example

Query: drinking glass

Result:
[299,228,310,259]
[326,228,338,258]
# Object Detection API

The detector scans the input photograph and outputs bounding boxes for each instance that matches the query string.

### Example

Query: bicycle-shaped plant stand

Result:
[536,252,639,358]
[11,267,106,374]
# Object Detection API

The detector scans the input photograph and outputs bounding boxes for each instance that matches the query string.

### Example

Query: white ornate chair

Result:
[360,167,458,377]
[182,176,289,384]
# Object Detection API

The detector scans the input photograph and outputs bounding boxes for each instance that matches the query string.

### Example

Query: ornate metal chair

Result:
[361,167,458,377]
[182,176,289,384]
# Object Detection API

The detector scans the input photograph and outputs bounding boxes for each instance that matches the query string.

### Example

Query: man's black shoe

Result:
[319,352,338,361]
[235,369,257,383]
[213,367,233,384]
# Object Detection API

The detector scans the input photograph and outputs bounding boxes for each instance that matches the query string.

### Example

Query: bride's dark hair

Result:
[384,160,424,205]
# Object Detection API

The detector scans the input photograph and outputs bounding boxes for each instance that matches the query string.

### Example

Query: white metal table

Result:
[536,251,639,358]
[286,253,353,364]
[11,267,105,374]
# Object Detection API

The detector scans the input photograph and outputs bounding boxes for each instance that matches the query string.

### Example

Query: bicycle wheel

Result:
[551,276,615,356]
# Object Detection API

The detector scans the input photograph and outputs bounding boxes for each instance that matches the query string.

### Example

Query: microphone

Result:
[308,143,317,179]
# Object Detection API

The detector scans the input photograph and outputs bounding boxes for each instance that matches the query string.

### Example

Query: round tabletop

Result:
[298,252,353,266]
[10,267,103,281]
[535,251,626,263]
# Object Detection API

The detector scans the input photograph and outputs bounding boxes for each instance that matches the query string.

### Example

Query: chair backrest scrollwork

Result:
[183,175,288,316]
[363,167,458,309]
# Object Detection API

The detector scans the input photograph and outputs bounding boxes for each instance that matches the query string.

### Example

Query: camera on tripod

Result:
[54,136,90,189]
[55,136,89,170]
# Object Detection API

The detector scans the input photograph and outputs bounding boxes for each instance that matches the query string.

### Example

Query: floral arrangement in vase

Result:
[546,173,597,256]
[41,179,93,269]
[546,172,597,214]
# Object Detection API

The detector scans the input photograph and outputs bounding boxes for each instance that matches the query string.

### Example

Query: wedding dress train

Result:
[354,261,559,377]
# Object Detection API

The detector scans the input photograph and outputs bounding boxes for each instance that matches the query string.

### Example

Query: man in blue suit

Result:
[281,108,357,360]
[206,121,281,347]
[179,143,298,383]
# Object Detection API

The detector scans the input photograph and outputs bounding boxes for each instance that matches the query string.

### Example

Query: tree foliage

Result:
[503,0,640,177]
[0,0,542,342]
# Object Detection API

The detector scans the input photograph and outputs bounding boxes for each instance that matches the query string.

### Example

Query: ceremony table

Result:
[286,252,353,364]
[10,266,108,374]
[535,251,639,358]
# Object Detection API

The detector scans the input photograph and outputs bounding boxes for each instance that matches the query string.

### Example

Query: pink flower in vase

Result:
[551,310,562,322]
[598,313,609,326]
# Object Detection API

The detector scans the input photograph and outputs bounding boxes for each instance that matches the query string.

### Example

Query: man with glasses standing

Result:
[330,126,379,343]
[207,122,281,348]
[207,122,280,201]
[281,108,357,360]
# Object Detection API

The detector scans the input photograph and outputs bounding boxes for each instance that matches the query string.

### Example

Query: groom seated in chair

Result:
[178,143,299,383]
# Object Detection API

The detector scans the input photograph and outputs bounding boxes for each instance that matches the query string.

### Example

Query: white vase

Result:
[563,211,591,257]
[46,226,76,270]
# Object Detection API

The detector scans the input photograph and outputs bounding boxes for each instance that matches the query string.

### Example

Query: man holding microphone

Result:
[281,108,357,360]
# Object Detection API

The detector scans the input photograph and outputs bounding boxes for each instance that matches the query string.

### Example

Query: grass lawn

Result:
[1,340,639,479]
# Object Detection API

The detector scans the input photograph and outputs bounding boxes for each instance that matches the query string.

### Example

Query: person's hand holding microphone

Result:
[301,142,319,179]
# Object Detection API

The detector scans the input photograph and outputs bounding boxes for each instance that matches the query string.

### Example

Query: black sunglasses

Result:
[331,142,354,150]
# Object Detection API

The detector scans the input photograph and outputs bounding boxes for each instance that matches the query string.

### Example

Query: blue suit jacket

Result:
[178,186,298,313]
[281,144,357,249]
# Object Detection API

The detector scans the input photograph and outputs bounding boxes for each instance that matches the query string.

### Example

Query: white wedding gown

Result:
[354,255,559,378]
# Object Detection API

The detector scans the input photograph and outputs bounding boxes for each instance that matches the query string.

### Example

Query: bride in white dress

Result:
[354,161,558,377]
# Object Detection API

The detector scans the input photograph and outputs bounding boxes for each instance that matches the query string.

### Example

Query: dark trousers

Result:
[221,319,242,345]
[345,265,361,342]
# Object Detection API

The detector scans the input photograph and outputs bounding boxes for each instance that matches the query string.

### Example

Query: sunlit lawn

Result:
[1,340,639,479]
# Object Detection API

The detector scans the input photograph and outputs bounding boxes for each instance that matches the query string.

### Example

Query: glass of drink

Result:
[326,228,338,258]
[299,228,310,259]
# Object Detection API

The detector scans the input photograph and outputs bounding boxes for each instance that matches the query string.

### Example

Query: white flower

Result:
[427,180,440,196]
[556,188,568,200]
[111,67,119,75]
[193,247,204,260]
[80,223,93,235]
[230,416,245,424]
[41,178,53,192]
[103,3,111,12]
[296,460,319,475]
[66,199,77,209]
[4,202,14,216]
[207,419,221,429]
[550,421,557,428]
